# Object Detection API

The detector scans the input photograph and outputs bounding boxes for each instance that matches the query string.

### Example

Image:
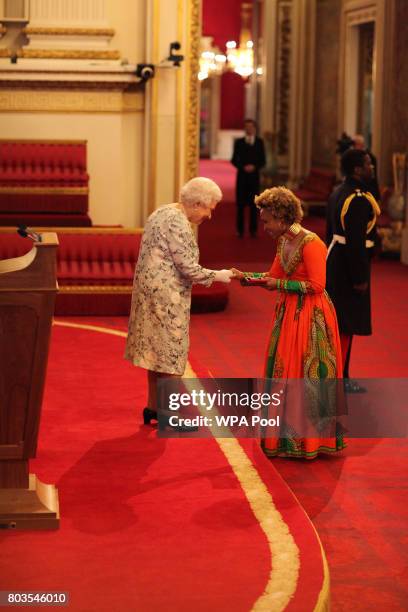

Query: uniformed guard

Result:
[326,148,380,391]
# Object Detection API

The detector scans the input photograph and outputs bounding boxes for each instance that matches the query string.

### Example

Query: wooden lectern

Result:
[0,233,59,529]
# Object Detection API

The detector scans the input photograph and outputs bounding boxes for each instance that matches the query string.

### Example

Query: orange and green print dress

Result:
[248,232,346,459]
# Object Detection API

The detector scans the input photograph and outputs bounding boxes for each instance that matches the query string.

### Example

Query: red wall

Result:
[202,0,247,129]
[220,72,245,130]
[202,0,242,48]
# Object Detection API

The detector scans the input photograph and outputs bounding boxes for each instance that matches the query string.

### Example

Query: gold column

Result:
[184,0,201,183]
[144,0,201,220]
[259,0,278,135]
[288,0,316,185]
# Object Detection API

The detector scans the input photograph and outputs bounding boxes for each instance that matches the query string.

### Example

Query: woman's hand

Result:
[230,268,244,280]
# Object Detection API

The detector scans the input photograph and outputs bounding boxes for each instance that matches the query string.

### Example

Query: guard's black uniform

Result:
[231,137,266,236]
[326,177,379,336]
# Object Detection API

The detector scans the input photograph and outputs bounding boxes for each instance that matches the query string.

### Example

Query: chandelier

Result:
[225,1,254,78]
[225,39,254,78]
[199,2,256,81]
[198,37,227,81]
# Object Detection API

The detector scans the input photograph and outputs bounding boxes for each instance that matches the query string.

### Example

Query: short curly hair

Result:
[255,186,303,225]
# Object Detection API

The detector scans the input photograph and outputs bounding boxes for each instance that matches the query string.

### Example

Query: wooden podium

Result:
[0,233,59,529]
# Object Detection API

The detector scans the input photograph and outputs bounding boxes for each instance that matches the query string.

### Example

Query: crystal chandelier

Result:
[226,2,254,78]
[225,39,254,78]
[199,3,255,81]
[198,37,227,81]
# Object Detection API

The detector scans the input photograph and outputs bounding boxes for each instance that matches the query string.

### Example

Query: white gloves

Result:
[213,269,233,283]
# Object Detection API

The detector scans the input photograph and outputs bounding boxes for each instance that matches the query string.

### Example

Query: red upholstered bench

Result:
[294,168,336,214]
[0,228,229,315]
[0,140,91,226]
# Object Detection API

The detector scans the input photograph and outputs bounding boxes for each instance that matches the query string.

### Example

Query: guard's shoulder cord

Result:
[340,189,381,233]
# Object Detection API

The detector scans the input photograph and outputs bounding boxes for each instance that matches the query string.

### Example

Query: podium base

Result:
[0,473,59,530]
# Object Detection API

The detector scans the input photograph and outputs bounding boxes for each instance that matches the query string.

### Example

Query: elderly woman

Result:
[125,177,232,427]
[233,186,345,458]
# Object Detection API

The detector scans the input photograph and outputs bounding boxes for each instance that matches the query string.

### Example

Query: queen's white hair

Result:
[179,177,222,207]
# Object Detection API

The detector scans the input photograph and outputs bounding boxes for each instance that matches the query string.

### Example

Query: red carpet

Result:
[0,322,329,611]
[187,263,408,611]
[200,159,236,203]
[194,159,408,610]
[2,160,406,610]
[272,440,408,611]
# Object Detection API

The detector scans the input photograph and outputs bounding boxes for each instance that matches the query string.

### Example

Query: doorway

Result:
[344,18,376,148]
[357,21,375,149]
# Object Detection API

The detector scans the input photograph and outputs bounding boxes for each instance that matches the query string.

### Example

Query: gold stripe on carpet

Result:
[53,320,128,338]
[182,365,300,611]
[270,467,331,612]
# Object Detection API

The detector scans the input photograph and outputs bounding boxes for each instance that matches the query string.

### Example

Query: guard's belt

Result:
[327,234,374,258]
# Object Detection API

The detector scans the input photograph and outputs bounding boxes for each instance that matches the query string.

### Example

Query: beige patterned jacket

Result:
[125,204,215,375]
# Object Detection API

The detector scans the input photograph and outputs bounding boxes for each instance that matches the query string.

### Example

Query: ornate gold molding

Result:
[0,187,89,195]
[20,49,121,60]
[0,138,87,144]
[185,0,201,180]
[343,0,376,10]
[24,27,115,36]
[277,0,292,158]
[0,90,144,113]
[147,0,160,217]
[346,7,377,25]
[174,0,183,197]
[0,227,143,234]
[59,285,132,294]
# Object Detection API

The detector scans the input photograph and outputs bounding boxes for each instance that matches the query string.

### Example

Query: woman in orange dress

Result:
[233,187,345,459]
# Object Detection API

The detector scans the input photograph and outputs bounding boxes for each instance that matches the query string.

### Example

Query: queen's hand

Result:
[230,268,245,280]
[214,269,233,283]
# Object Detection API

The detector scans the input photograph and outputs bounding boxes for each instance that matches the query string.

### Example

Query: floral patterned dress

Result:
[125,204,215,375]
[247,232,345,459]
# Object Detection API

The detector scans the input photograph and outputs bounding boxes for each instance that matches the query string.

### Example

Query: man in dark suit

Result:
[326,148,380,391]
[231,119,266,237]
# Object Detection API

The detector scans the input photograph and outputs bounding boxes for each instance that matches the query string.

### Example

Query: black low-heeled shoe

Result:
[143,407,158,424]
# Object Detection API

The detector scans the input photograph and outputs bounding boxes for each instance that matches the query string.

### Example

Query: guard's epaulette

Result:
[340,190,381,233]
